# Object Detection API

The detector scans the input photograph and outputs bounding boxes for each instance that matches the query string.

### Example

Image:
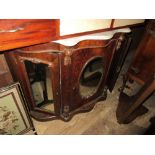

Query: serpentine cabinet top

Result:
[53,28,131,46]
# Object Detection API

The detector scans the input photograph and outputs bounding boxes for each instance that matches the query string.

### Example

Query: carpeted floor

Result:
[32,51,155,135]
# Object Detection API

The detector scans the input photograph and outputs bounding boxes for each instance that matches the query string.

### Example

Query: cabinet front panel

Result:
[62,40,117,112]
[10,51,61,115]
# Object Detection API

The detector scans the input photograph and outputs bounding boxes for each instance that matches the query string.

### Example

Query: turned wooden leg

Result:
[118,73,129,92]
[117,75,155,124]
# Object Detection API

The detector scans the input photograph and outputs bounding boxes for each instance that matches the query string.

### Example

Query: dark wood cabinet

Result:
[5,31,130,121]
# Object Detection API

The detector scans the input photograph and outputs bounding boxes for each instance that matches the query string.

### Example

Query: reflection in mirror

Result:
[24,60,54,113]
[79,57,104,98]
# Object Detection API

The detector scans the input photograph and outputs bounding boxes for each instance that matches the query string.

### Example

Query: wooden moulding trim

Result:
[18,56,53,67]
[54,28,131,47]
[19,33,124,56]
[71,39,117,52]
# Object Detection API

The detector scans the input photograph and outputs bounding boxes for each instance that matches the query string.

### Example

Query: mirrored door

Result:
[24,60,54,113]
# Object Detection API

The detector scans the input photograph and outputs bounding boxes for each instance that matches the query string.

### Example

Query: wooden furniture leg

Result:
[116,75,155,124]
[144,116,155,134]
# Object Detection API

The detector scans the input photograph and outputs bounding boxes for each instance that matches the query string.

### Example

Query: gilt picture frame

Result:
[0,82,35,135]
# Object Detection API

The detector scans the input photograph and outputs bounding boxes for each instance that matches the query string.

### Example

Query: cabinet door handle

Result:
[0,26,25,33]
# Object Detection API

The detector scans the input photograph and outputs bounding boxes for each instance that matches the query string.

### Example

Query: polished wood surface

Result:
[0,19,59,51]
[0,19,145,52]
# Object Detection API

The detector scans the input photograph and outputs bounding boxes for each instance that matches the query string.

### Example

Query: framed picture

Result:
[0,82,36,135]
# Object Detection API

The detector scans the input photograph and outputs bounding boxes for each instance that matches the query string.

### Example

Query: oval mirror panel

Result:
[24,60,54,113]
[79,57,104,98]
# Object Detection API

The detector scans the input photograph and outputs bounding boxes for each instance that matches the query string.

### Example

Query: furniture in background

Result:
[117,74,155,124]
[0,19,144,51]
[0,82,36,135]
[116,20,155,124]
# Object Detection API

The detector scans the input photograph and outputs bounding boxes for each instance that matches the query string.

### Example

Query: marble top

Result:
[53,28,131,46]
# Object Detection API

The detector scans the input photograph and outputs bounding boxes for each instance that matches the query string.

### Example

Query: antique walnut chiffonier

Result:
[0,19,145,121]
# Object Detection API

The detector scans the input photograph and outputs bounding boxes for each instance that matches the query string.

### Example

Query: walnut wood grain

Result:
[0,19,59,51]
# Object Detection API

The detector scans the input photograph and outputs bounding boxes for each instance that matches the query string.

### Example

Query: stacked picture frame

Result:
[0,82,36,135]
